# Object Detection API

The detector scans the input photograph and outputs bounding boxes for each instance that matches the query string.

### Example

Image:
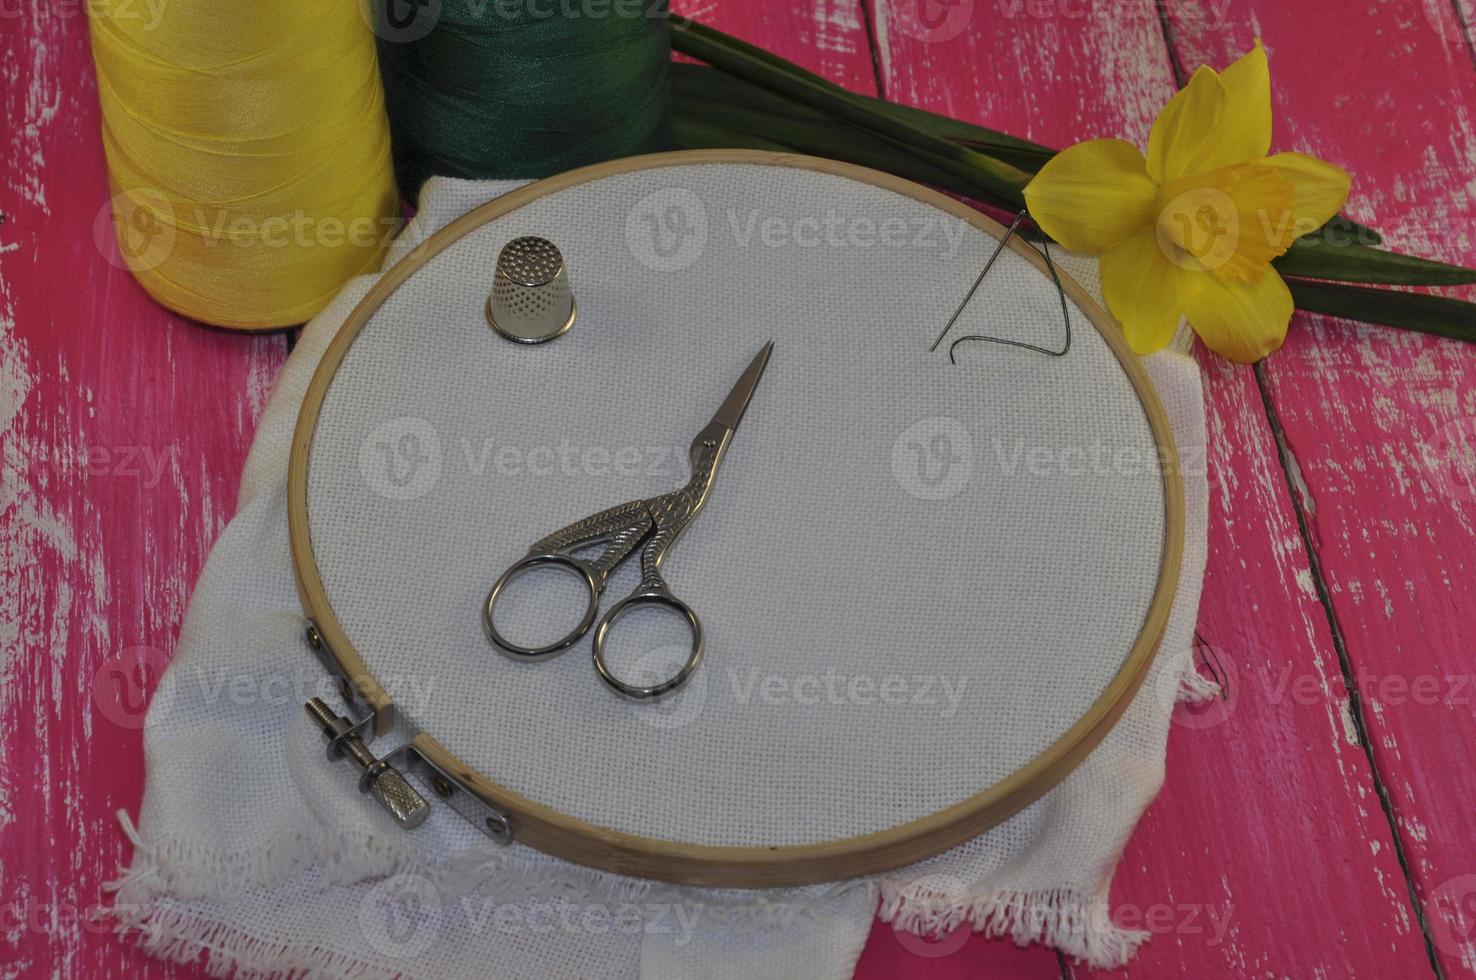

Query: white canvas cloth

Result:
[312,162,1167,848]
[110,174,1211,978]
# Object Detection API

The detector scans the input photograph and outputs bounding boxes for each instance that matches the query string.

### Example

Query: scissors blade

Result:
[708,341,774,434]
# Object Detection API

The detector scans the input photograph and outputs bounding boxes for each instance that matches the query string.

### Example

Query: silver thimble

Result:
[486,236,576,344]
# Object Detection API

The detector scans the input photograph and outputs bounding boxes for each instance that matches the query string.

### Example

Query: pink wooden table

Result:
[4,0,1474,976]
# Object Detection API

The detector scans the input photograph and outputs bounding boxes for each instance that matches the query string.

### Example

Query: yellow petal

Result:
[1215,40,1273,161]
[1023,139,1158,254]
[1100,225,1191,354]
[1147,66,1227,183]
[1183,266,1294,362]
[1148,42,1273,182]
[1262,151,1352,238]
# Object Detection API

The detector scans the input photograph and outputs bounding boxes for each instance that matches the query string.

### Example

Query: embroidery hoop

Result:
[287,150,1185,887]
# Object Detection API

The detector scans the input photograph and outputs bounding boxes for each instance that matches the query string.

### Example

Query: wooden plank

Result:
[0,5,285,978]
[1161,1,1476,974]
[677,0,880,84]
[863,0,1437,975]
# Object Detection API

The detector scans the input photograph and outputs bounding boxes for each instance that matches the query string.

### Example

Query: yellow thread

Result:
[90,0,400,329]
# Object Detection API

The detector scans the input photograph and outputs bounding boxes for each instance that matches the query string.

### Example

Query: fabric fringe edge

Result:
[108,811,873,978]
[877,880,1149,969]
[107,809,872,960]
[109,899,403,980]
[111,809,863,925]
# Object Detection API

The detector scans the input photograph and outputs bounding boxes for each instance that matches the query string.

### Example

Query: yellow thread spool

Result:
[90,0,400,329]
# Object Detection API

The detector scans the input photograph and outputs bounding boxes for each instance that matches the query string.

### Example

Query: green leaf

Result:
[1275,238,1476,285]
[1306,214,1381,247]
[670,19,1030,207]
[674,25,1396,260]
[1285,280,1476,342]
[671,15,1476,339]
[672,101,1016,205]
[671,114,793,152]
[673,63,1055,172]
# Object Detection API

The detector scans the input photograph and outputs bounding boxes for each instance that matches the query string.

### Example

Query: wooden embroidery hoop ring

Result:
[287,149,1186,888]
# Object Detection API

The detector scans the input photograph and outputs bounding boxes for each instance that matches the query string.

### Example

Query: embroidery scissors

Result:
[484,341,774,700]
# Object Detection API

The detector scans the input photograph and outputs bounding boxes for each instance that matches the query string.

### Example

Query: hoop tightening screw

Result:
[304,698,429,829]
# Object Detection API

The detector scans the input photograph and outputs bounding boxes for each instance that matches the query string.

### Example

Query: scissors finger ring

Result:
[592,590,704,700]
[484,552,601,658]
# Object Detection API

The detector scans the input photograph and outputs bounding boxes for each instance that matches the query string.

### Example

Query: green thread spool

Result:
[373,0,671,193]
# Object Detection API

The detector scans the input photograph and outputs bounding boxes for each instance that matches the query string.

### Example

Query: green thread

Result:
[376,0,671,193]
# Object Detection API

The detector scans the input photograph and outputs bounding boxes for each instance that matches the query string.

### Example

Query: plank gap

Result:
[856,0,888,100]
[1152,0,1190,87]
[1449,0,1476,74]
[1250,361,1446,980]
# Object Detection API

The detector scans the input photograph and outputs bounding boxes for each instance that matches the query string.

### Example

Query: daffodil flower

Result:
[1022,41,1352,362]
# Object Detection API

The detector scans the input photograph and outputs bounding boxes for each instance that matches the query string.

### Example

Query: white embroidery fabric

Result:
[307,163,1164,848]
[111,170,1210,978]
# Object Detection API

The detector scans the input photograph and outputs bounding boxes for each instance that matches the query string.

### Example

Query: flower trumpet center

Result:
[1153,163,1298,282]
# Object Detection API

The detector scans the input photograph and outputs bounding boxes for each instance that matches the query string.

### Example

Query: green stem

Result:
[1278,238,1476,286]
[671,114,792,152]
[1285,280,1476,342]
